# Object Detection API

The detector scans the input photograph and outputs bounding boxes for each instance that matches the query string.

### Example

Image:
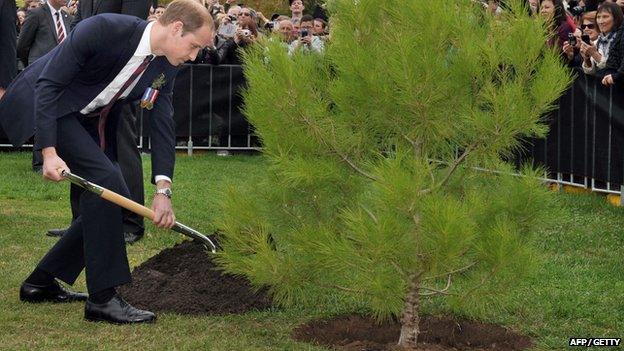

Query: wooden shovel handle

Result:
[101,189,155,220]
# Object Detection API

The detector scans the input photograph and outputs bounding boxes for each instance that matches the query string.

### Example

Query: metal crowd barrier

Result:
[138,64,260,155]
[2,66,624,201]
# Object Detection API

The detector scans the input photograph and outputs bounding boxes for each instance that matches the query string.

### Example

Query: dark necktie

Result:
[55,12,65,43]
[97,55,154,150]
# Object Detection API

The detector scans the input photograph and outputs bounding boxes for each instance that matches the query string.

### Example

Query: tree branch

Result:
[298,113,379,181]
[418,275,454,296]
[422,262,477,281]
[419,143,476,195]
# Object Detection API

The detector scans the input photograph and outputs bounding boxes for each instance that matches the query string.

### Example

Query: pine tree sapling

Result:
[216,0,572,348]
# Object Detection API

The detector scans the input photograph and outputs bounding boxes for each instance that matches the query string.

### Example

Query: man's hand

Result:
[152,180,175,228]
[602,74,615,86]
[42,147,69,181]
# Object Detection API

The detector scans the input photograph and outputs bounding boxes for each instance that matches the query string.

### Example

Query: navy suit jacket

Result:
[0,14,179,181]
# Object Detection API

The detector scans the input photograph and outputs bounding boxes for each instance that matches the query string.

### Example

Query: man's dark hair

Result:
[301,14,314,24]
[597,1,624,30]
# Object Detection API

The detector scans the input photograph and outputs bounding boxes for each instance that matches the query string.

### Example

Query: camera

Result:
[582,34,591,45]
[241,29,251,37]
[568,33,577,47]
[568,0,586,16]
[300,29,309,37]
[266,22,275,30]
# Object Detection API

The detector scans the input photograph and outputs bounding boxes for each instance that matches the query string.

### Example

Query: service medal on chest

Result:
[141,73,166,110]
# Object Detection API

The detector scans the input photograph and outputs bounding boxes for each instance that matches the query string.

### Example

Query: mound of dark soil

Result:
[293,314,533,351]
[119,240,273,315]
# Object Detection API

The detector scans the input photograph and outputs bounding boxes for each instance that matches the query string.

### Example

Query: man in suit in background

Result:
[0,0,17,100]
[71,0,151,28]
[0,0,214,324]
[17,0,72,173]
[47,0,154,243]
[17,0,72,67]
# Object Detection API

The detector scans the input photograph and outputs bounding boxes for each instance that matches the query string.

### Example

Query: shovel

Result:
[60,170,217,253]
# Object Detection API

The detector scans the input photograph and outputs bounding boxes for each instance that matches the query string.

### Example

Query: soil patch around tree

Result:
[119,240,273,315]
[292,314,533,351]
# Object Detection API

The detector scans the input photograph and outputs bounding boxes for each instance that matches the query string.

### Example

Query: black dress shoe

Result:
[124,231,144,244]
[46,228,67,237]
[85,295,156,324]
[20,280,88,303]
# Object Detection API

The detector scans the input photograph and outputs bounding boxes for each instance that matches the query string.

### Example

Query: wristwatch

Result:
[155,188,172,199]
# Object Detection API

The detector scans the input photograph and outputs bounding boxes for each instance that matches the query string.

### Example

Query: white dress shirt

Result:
[47,2,67,40]
[80,21,171,185]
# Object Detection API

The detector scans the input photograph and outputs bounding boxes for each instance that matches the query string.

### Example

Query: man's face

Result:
[278,20,293,41]
[300,20,313,36]
[155,7,165,18]
[28,0,40,10]
[290,0,304,14]
[163,22,214,66]
[49,0,65,9]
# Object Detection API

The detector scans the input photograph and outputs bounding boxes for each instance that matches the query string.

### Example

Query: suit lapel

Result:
[42,3,58,42]
[105,20,149,84]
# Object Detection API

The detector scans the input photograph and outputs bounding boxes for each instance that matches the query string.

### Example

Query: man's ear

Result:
[172,21,184,36]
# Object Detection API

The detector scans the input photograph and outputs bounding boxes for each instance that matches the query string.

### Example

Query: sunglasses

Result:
[581,23,596,30]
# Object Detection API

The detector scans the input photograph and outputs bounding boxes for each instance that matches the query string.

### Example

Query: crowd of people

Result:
[11,0,329,72]
[485,0,624,86]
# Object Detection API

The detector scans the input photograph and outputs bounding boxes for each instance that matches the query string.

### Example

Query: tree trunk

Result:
[398,274,421,348]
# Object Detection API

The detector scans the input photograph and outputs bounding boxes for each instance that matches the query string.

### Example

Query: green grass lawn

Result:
[0,151,622,350]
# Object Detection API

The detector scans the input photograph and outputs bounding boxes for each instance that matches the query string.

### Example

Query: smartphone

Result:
[581,34,591,45]
[567,33,577,47]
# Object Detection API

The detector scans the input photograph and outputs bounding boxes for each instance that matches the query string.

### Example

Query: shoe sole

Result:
[84,316,156,325]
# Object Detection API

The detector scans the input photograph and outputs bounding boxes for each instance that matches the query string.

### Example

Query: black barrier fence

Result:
[1,65,623,195]
[139,64,260,153]
[514,69,624,194]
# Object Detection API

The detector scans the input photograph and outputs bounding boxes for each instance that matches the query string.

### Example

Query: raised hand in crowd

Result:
[579,41,600,63]
[602,74,615,86]
[562,30,581,62]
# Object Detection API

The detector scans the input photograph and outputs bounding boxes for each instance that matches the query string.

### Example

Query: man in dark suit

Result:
[17,0,71,174]
[0,0,214,324]
[0,0,17,100]
[47,0,154,243]
[71,0,151,29]
[17,0,72,67]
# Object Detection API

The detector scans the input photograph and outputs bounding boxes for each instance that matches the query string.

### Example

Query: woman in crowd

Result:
[581,3,623,75]
[602,2,624,86]
[539,0,576,52]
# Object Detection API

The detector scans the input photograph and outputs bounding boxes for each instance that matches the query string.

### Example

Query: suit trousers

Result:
[36,112,132,293]
[68,103,145,234]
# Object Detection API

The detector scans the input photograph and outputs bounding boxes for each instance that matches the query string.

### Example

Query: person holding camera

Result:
[216,5,240,39]
[540,0,576,52]
[582,4,622,75]
[288,15,324,55]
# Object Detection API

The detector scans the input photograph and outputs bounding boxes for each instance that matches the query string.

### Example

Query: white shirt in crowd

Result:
[46,0,67,37]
